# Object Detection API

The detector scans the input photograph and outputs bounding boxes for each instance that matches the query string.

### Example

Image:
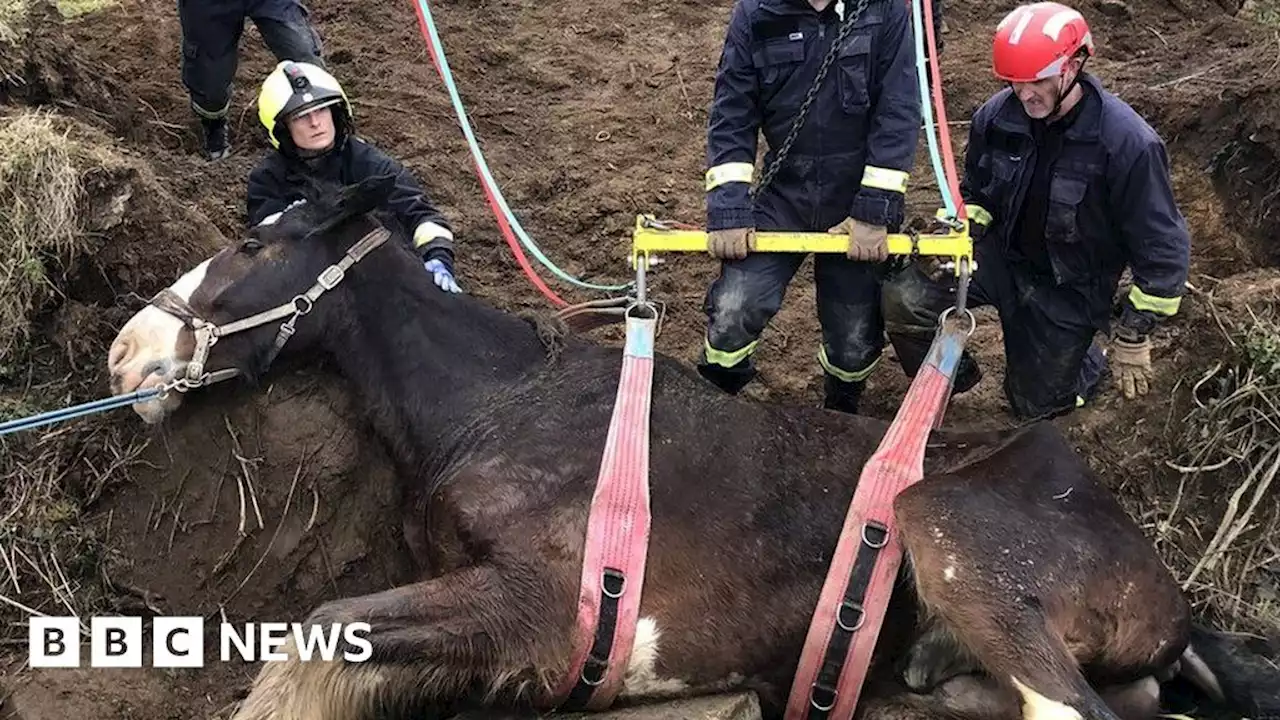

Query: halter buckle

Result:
[317,264,345,290]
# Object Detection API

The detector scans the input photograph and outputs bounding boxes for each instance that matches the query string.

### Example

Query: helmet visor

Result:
[284,96,343,123]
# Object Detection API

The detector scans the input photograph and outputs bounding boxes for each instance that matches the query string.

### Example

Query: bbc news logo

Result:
[29,616,372,668]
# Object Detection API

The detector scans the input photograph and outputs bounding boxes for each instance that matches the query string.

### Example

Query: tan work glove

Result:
[708,227,755,260]
[828,217,888,262]
[1110,336,1153,399]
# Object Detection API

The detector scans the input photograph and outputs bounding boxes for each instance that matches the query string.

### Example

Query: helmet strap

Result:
[1048,55,1087,121]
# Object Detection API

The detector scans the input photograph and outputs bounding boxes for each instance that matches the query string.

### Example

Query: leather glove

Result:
[1110,335,1152,399]
[708,227,754,260]
[424,257,462,294]
[828,217,888,262]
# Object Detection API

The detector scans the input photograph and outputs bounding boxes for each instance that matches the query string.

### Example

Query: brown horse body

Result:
[105,178,1270,720]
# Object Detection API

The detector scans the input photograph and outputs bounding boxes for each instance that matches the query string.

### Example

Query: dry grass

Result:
[1242,0,1280,28]
[0,110,92,361]
[0,110,149,645]
[1157,287,1280,638]
[0,410,151,642]
[0,0,115,42]
[0,0,26,44]
[54,0,118,17]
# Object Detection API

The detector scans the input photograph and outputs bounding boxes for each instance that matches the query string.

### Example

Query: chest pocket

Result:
[1045,173,1095,284]
[978,147,1021,212]
[837,32,872,113]
[753,39,805,101]
[1045,174,1087,245]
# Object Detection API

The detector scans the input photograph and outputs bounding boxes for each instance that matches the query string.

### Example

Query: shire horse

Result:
[106,176,1268,720]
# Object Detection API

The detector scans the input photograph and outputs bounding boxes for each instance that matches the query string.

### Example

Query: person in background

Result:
[179,0,324,160]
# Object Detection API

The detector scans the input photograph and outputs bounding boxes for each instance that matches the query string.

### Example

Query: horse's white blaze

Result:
[107,258,212,424]
[620,616,688,698]
[1011,676,1083,720]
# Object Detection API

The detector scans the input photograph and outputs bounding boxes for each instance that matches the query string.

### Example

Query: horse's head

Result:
[106,174,400,424]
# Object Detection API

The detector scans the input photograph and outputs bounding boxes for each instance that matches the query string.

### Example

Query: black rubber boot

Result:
[696,361,756,396]
[202,117,230,160]
[894,334,983,397]
[822,374,866,415]
[953,352,982,395]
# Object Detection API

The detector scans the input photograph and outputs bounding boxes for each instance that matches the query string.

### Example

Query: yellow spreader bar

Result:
[631,214,974,274]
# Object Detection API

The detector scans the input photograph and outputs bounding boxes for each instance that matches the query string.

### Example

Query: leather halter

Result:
[147,224,392,394]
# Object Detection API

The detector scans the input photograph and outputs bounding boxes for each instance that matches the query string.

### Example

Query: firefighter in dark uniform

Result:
[247,61,462,293]
[698,0,922,415]
[179,0,324,160]
[881,1,1191,420]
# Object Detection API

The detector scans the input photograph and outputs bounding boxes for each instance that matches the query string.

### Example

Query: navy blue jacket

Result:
[705,0,920,234]
[246,136,455,263]
[961,74,1190,335]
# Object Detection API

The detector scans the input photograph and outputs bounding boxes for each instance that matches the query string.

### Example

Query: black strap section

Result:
[806,520,889,719]
[560,568,627,711]
[149,289,201,329]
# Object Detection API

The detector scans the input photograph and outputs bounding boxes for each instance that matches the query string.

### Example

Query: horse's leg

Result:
[861,673,1159,720]
[228,563,570,720]
[894,491,1130,720]
[902,613,982,691]
[1096,677,1160,720]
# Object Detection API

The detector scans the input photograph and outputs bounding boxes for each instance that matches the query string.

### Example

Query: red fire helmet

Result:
[992,2,1095,83]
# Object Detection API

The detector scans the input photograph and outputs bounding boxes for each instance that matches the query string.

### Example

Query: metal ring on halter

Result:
[938,305,977,339]
[291,295,314,316]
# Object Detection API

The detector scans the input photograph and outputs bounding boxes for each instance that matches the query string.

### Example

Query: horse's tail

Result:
[1177,622,1279,719]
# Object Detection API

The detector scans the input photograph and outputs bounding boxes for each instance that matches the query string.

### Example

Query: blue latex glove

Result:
[424,258,462,293]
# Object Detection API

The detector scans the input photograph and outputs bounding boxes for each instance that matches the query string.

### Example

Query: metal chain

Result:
[751,0,872,200]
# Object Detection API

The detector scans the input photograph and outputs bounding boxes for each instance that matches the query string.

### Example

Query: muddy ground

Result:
[0,0,1278,716]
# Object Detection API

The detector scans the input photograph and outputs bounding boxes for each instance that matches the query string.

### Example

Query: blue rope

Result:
[909,0,958,220]
[0,387,164,437]
[414,0,633,294]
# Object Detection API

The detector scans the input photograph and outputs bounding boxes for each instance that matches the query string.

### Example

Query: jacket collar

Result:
[992,72,1105,142]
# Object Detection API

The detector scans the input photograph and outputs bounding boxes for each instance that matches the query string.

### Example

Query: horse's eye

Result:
[241,238,264,254]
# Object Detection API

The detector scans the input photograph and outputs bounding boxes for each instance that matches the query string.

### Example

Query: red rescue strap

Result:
[784,314,971,720]
[550,311,657,710]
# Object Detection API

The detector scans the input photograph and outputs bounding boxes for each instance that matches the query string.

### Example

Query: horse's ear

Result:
[307,173,397,239]
[335,173,397,220]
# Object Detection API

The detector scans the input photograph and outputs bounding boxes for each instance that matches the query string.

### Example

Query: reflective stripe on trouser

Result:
[881,246,1107,420]
[818,345,879,383]
[700,251,884,379]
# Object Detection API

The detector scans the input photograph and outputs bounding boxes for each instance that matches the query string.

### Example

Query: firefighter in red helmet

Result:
[882,2,1190,420]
